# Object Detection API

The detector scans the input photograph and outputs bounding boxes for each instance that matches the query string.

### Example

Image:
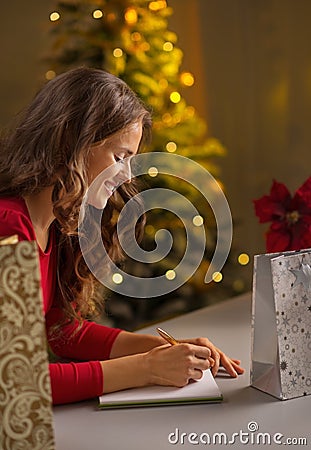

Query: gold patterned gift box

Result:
[251,248,311,400]
[0,236,55,449]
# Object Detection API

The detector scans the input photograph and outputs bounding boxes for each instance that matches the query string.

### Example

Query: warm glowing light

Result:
[145,224,155,235]
[181,71,195,86]
[170,92,181,104]
[163,41,173,52]
[50,12,60,22]
[173,113,181,123]
[212,272,223,283]
[192,215,204,227]
[112,273,123,284]
[162,113,172,124]
[45,70,56,80]
[159,78,168,89]
[113,48,123,58]
[106,13,117,22]
[93,9,103,19]
[238,253,250,265]
[149,1,167,11]
[125,7,138,24]
[166,141,177,153]
[131,32,141,41]
[185,106,195,117]
[165,270,176,280]
[141,42,150,51]
[148,167,158,177]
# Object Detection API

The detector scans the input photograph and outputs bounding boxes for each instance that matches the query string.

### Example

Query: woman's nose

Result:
[118,158,132,184]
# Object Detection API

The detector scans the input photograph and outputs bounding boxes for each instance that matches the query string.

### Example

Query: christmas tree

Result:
[44,0,244,328]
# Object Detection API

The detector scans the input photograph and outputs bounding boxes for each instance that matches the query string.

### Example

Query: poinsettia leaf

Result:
[266,227,291,252]
[296,176,311,199]
[270,221,285,231]
[291,221,311,250]
[253,179,291,223]
[292,176,311,214]
[253,196,286,222]
[253,196,276,222]
[301,215,311,225]
[299,230,311,250]
[269,179,291,204]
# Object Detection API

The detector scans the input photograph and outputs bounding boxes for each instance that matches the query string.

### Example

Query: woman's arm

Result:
[108,330,165,358]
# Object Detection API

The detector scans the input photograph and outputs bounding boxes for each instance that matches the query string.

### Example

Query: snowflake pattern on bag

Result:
[271,252,311,399]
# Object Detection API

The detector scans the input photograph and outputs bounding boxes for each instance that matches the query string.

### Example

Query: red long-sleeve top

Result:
[0,197,122,405]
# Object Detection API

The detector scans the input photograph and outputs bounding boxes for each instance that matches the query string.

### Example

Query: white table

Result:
[53,293,310,449]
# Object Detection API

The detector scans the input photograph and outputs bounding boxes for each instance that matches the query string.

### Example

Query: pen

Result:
[156,327,179,346]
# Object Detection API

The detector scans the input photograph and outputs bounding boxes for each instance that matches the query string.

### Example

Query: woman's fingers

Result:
[192,368,204,381]
[210,349,245,377]
[192,344,211,360]
[229,359,245,375]
[210,348,221,376]
[172,343,212,383]
[180,338,245,378]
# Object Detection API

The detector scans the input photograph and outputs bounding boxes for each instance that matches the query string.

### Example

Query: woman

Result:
[0,67,244,404]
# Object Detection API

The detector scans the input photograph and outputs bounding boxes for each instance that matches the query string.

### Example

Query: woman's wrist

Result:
[100,352,150,393]
[109,330,165,359]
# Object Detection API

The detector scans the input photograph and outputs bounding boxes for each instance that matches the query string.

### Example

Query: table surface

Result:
[53,293,310,450]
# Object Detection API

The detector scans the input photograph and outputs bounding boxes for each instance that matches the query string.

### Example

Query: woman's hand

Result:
[101,335,244,394]
[179,337,245,378]
[109,332,244,379]
[144,342,213,387]
[101,342,213,393]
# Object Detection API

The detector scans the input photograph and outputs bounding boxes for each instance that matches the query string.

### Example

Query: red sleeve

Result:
[0,207,35,242]
[46,311,122,405]
[46,307,122,361]
[49,361,104,405]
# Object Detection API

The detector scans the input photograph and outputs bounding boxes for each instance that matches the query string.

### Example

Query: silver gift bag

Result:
[0,237,55,449]
[251,249,311,400]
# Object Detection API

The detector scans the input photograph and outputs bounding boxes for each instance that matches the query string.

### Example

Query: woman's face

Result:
[85,121,143,209]
[87,121,143,185]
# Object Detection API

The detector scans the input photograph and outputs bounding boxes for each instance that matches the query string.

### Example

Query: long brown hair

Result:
[0,67,152,326]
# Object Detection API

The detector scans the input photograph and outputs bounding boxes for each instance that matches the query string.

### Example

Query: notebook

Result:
[98,369,223,409]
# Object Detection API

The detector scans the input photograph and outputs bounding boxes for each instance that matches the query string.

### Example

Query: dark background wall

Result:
[170,0,311,279]
[0,1,49,126]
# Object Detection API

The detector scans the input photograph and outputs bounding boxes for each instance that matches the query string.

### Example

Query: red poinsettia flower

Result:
[253,177,311,252]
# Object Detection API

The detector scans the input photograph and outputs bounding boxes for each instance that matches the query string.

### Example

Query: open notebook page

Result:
[99,369,222,409]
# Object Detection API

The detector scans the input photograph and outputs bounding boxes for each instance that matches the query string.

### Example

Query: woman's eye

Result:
[115,155,125,164]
